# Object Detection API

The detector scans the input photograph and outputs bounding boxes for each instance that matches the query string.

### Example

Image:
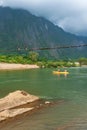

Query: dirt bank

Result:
[0,63,39,70]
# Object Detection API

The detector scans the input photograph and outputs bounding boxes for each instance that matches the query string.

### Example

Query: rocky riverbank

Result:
[0,90,40,122]
[0,90,53,123]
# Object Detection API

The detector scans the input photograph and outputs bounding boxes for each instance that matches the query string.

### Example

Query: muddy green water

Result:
[0,67,87,130]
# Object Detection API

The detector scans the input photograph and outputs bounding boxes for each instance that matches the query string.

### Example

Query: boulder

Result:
[0,90,39,112]
[0,90,39,122]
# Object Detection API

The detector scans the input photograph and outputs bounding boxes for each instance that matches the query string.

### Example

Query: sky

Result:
[0,0,87,36]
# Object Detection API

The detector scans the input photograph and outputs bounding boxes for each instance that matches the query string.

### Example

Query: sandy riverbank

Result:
[0,63,39,70]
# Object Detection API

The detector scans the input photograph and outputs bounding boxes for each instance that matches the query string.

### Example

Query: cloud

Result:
[1,0,87,36]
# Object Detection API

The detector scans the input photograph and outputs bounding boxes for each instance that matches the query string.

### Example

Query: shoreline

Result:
[0,63,39,70]
[0,62,87,71]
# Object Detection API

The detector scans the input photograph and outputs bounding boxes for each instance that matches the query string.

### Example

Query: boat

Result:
[53,71,69,75]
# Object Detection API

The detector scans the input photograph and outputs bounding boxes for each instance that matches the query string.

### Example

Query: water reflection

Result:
[0,68,87,130]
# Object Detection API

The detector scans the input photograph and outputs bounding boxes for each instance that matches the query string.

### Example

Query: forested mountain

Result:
[0,6,87,59]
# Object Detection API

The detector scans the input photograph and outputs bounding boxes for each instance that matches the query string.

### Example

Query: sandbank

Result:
[0,63,39,70]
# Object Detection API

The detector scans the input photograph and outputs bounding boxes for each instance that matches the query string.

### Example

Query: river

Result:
[0,67,87,130]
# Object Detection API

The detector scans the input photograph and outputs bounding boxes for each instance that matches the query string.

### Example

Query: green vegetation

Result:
[1,52,87,68]
[78,57,87,66]
[28,51,39,62]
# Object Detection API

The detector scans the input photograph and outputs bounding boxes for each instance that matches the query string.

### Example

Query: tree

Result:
[28,51,39,62]
[78,57,87,66]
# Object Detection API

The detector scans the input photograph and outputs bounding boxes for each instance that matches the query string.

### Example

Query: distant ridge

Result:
[0,6,87,59]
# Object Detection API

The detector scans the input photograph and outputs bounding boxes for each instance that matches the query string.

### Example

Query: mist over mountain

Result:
[0,6,87,59]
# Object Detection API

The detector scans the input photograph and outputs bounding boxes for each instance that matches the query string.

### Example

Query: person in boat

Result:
[64,70,67,77]
[58,69,60,72]
[57,69,60,77]
[64,70,67,72]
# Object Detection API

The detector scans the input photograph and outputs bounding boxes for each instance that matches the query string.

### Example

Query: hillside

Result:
[0,6,87,59]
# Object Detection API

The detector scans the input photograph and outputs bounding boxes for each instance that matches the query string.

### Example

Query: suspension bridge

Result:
[0,43,87,52]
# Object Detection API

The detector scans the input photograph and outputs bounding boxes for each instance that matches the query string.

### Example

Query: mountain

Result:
[0,6,87,59]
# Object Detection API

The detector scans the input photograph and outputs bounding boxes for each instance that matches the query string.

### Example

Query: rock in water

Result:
[0,90,39,122]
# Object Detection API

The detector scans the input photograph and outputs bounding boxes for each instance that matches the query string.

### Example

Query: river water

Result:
[0,67,87,130]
